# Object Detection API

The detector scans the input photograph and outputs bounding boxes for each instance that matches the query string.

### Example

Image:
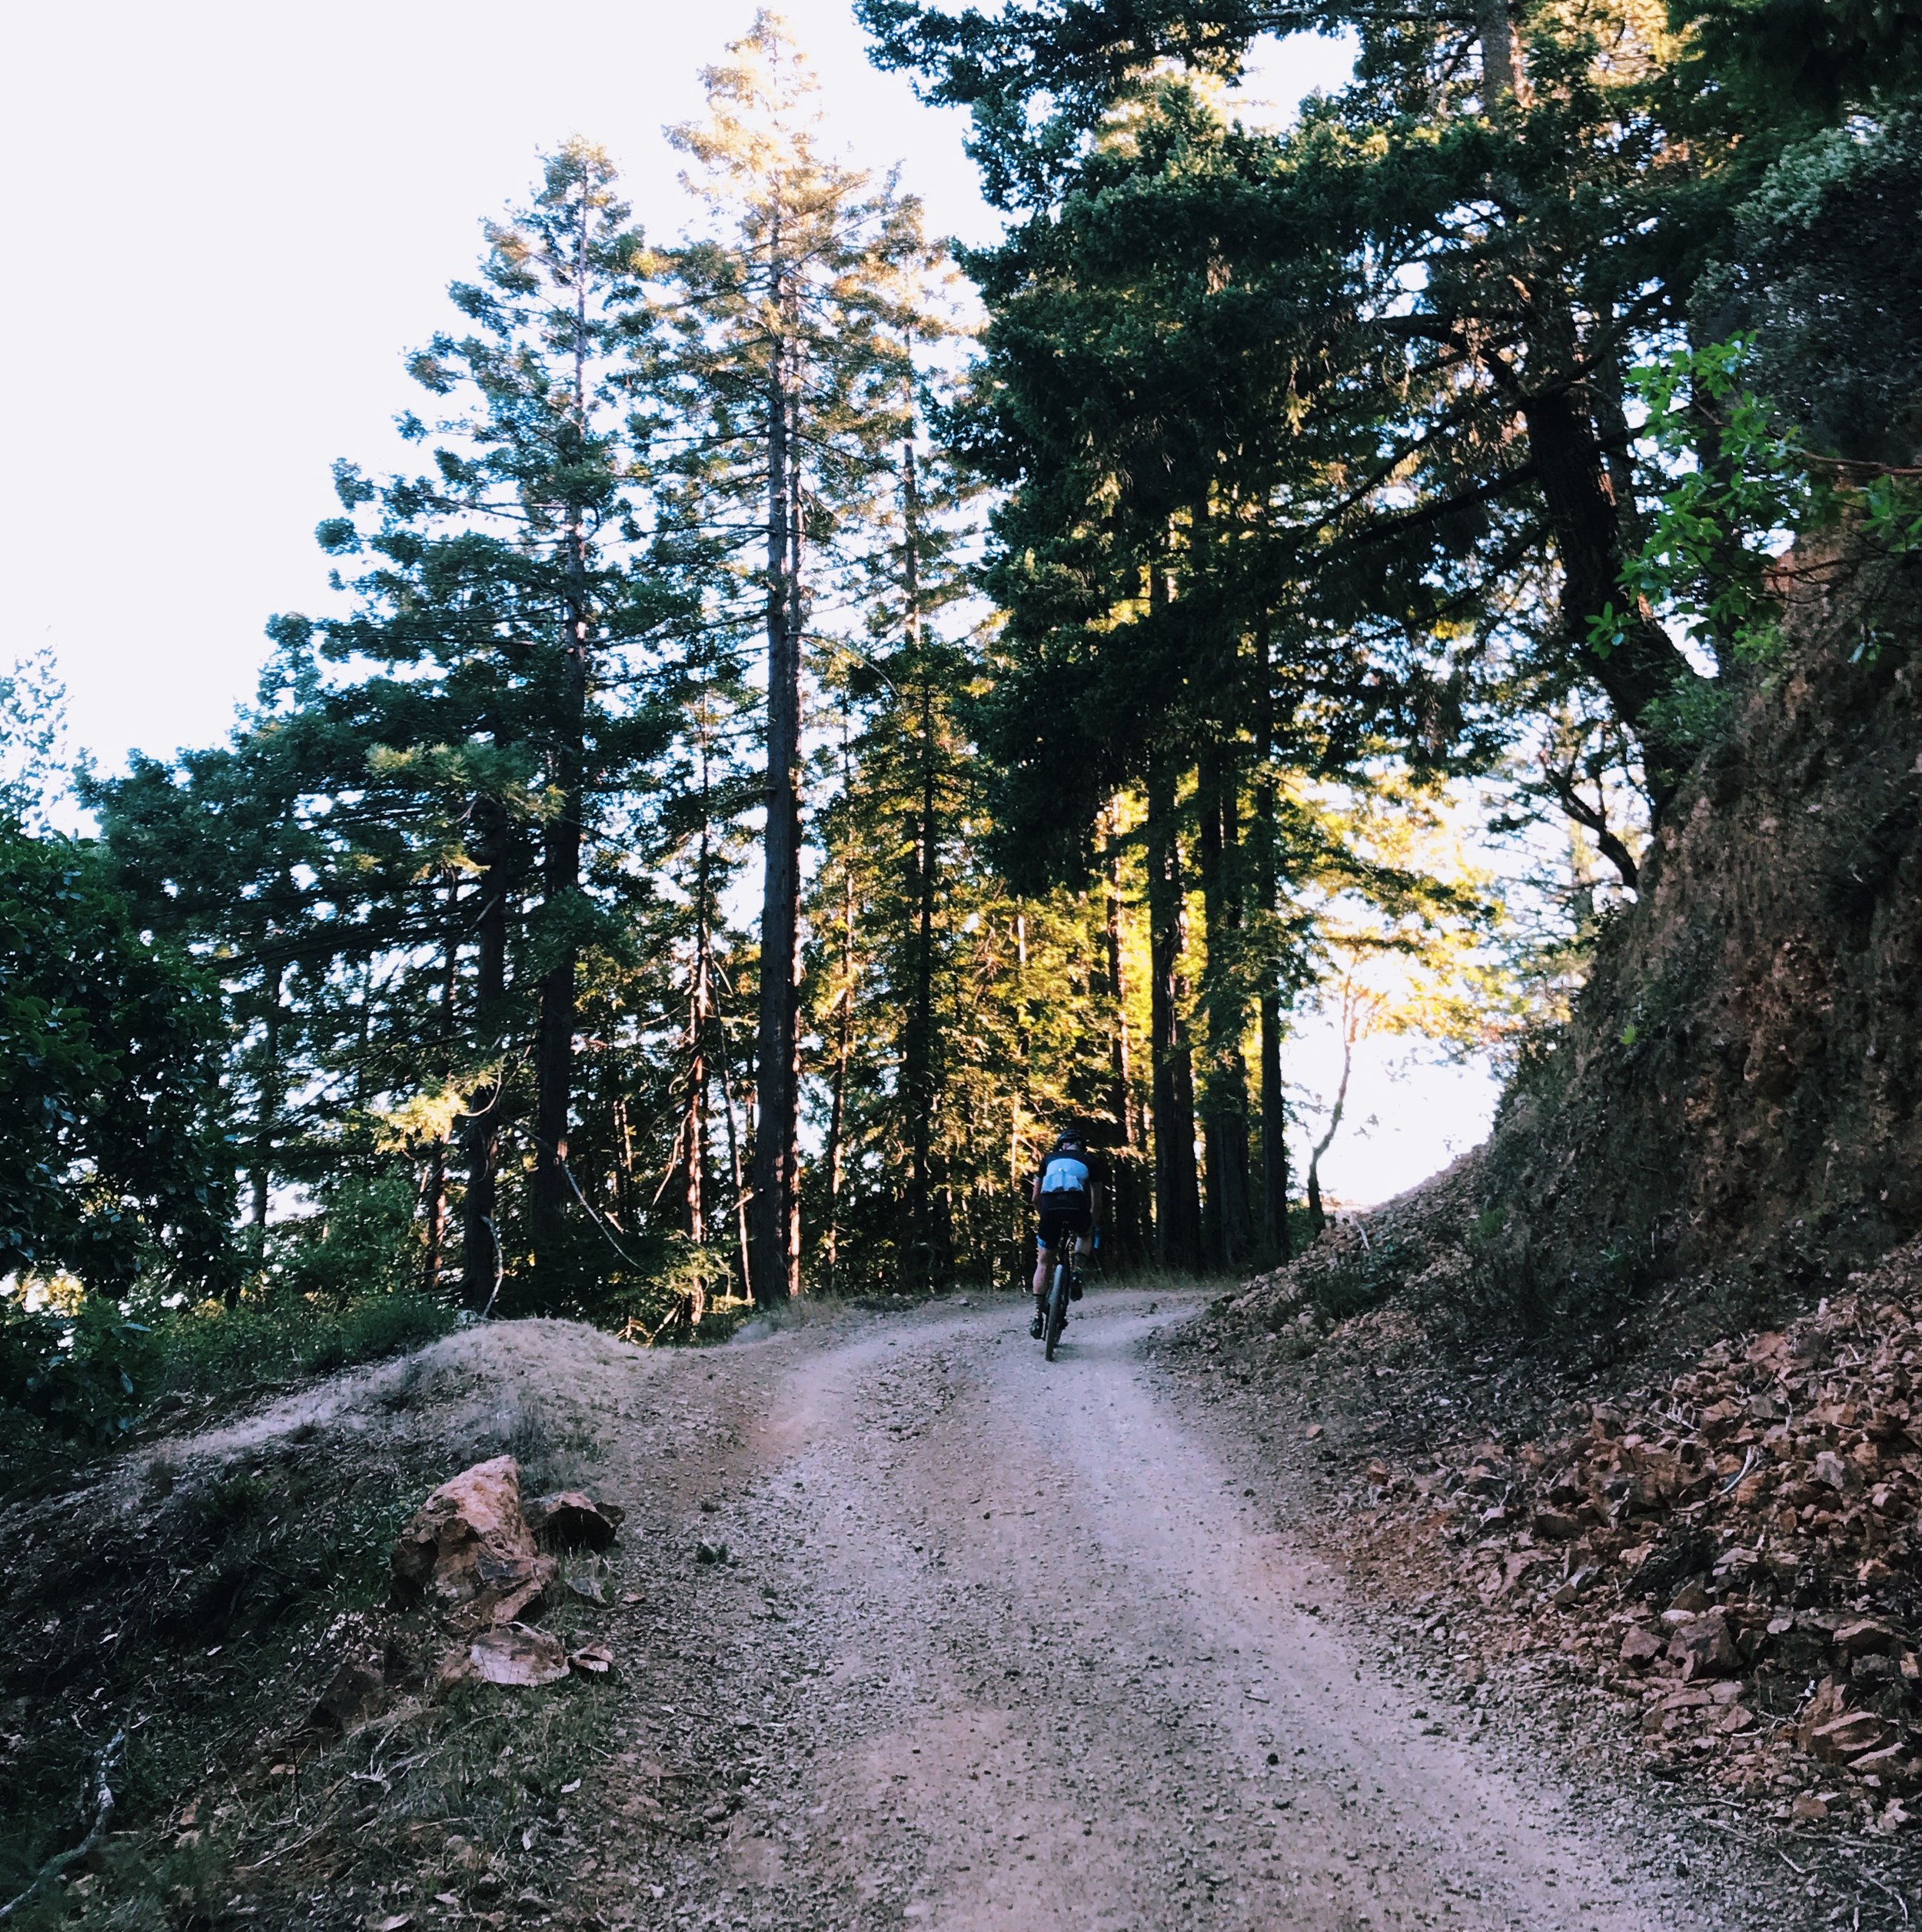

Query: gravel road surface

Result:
[600,1288,1751,1930]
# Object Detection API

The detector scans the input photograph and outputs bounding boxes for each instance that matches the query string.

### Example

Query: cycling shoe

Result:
[1029,1315,1044,1339]
[1069,1274,1083,1302]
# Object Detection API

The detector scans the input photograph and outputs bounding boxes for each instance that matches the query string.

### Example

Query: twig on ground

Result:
[0,1729,125,1923]
[1858,1868,1909,1922]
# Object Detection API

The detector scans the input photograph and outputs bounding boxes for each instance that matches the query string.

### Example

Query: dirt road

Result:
[599,1288,1751,1930]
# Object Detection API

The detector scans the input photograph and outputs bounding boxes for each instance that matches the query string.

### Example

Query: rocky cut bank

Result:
[1332,533,1922,1348]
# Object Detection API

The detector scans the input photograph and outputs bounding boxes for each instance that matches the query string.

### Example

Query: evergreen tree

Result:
[860,0,1844,820]
[314,141,677,1296]
[657,10,950,1302]
[0,820,234,1299]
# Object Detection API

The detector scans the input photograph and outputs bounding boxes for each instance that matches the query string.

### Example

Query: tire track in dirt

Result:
[604,1290,1751,1930]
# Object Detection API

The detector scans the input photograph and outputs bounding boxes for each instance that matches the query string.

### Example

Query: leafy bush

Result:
[0,818,236,1299]
[493,1220,739,1342]
[146,1292,457,1401]
[0,1291,157,1444]
[267,1174,422,1305]
[1701,105,1922,469]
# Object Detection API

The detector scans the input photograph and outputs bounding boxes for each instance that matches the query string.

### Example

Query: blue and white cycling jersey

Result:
[1039,1154,1091,1200]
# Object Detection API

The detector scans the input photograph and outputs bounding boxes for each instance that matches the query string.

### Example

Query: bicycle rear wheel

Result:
[1043,1262,1069,1359]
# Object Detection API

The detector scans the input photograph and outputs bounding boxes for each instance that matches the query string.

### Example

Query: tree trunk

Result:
[423,899,459,1298]
[533,195,595,1270]
[682,747,717,1246]
[461,809,510,1310]
[421,1139,447,1295]
[1471,2,1697,813]
[900,439,941,1293]
[750,253,804,1306]
[1195,744,1256,1273]
[1102,800,1136,1151]
[823,763,856,1294]
[1476,0,1521,112]
[1009,910,1033,1288]
[239,956,286,1303]
[1144,747,1202,1273]
[684,894,711,1247]
[531,633,586,1265]
[1252,617,1289,1262]
[1523,385,1700,813]
[719,1016,753,1299]
[1305,1018,1355,1242]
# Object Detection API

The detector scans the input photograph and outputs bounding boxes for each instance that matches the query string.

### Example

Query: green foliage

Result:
[0,1280,454,1490]
[268,1174,421,1305]
[1598,340,1812,672]
[0,819,235,1299]
[1307,1232,1419,1326]
[52,10,1920,1344]
[141,1293,456,1402]
[0,1293,155,1445]
[1601,327,1922,743]
[0,646,68,828]
[1668,0,1922,137]
[1700,104,1922,468]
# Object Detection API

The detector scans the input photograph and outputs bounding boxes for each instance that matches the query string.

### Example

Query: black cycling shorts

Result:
[1037,1204,1092,1249]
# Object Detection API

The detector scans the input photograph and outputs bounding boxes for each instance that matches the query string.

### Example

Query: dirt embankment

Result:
[1188,1235,1922,1837]
[0,1318,783,1932]
[1332,539,1922,1346]
[1499,540,1922,1315]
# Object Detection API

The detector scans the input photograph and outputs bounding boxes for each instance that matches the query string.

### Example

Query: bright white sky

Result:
[0,0,1490,1205]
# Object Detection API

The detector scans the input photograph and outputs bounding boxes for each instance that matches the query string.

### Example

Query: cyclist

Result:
[1029,1130,1101,1339]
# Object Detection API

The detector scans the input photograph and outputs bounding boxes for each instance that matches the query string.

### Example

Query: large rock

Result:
[524,1491,626,1551]
[1807,1710,1895,1763]
[1835,1617,1902,1658]
[1668,1611,1741,1679]
[1619,1626,1665,1666]
[391,1455,555,1621]
[467,1623,569,1688]
[1851,1744,1918,1786]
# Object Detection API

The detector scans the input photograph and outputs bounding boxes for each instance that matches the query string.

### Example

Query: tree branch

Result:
[0,1731,125,1924]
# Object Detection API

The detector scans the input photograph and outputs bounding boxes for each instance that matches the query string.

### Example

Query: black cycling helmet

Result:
[1053,1129,1086,1152]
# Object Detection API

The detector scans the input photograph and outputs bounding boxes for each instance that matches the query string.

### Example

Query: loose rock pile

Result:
[394,1455,627,1689]
[313,1455,627,1718]
[1326,1238,1922,1833]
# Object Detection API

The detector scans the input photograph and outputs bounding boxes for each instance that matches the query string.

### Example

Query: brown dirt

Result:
[1334,540,1922,1356]
[20,1290,1922,1930]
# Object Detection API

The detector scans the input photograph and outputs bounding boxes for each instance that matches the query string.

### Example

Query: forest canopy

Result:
[7,0,1922,1363]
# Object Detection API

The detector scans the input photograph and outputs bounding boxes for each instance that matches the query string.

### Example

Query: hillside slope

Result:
[1184,537,1922,1874]
[1259,537,1922,1356]
[1497,539,1922,1322]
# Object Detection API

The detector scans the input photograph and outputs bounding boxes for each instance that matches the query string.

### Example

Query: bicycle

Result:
[1041,1249,1079,1360]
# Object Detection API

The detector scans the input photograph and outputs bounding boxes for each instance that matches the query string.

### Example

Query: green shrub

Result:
[267,1174,422,1305]
[148,1292,457,1402]
[0,1291,158,1443]
[0,1285,457,1497]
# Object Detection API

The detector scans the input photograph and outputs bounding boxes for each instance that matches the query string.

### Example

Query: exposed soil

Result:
[1329,541,1922,1361]
[19,1289,1922,1930]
